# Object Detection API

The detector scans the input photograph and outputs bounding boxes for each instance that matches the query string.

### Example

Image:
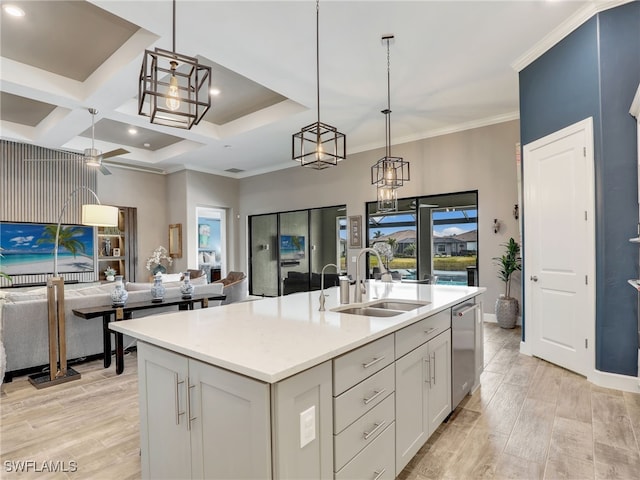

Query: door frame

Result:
[521,117,595,380]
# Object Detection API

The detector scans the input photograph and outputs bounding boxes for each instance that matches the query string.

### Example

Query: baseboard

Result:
[518,340,639,393]
[519,340,532,356]
[588,368,640,394]
[483,313,522,326]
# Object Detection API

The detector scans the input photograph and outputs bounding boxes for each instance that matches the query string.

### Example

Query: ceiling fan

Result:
[25,108,129,175]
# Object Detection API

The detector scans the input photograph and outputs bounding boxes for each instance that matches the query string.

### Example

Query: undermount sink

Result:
[333,299,430,317]
[333,306,403,317]
[367,300,430,311]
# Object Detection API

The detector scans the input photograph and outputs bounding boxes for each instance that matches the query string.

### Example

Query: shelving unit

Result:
[97,207,137,282]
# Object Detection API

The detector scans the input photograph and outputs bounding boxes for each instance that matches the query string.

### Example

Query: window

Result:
[366,191,478,285]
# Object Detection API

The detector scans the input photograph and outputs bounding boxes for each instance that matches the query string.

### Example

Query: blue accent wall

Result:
[519,2,640,376]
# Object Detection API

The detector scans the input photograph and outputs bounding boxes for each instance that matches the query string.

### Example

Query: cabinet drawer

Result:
[333,334,394,396]
[335,421,395,480]
[395,309,450,359]
[334,364,394,434]
[334,394,395,471]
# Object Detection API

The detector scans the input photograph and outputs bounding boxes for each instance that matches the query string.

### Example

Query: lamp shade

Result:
[82,204,119,227]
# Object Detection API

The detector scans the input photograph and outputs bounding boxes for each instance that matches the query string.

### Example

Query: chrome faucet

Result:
[318,263,338,311]
[354,248,391,303]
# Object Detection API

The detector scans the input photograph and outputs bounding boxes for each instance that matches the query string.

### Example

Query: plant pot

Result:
[495,296,518,329]
[106,275,115,282]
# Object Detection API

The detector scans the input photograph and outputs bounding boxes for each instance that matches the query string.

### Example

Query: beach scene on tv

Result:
[0,222,95,276]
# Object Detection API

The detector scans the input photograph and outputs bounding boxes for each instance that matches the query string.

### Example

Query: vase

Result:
[151,273,165,303]
[152,264,167,275]
[106,275,115,282]
[180,271,194,299]
[495,296,518,329]
[103,238,111,257]
[111,275,129,307]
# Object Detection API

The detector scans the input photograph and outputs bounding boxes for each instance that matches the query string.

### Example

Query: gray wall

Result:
[519,2,640,376]
[239,120,522,315]
[98,166,167,281]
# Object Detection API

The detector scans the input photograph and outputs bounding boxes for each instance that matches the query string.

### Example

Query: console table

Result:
[72,293,225,374]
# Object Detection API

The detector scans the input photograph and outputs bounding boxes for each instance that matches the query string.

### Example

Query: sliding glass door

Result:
[367,191,478,284]
[249,205,346,296]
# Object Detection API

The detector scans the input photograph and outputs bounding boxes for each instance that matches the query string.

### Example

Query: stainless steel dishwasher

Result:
[451,301,481,408]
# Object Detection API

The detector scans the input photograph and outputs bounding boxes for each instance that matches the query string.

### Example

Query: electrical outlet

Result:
[299,405,316,448]
[351,256,357,263]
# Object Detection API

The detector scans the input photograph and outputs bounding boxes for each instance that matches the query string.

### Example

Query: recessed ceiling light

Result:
[143,143,151,148]
[210,88,221,96]
[3,4,25,17]
[128,128,138,135]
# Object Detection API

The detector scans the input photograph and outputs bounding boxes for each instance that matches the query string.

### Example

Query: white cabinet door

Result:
[427,329,452,436]
[137,342,191,479]
[395,329,452,476]
[189,358,272,479]
[395,341,429,475]
[138,342,272,480]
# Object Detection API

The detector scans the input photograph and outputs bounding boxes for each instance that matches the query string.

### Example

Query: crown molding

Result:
[511,0,635,73]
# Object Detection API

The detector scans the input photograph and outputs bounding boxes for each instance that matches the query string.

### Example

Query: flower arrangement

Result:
[146,246,173,274]
[373,241,394,268]
[104,266,117,278]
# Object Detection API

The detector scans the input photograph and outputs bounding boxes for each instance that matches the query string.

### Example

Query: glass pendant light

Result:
[371,34,409,212]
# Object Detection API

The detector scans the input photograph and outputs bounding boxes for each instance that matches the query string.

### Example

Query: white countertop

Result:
[110,282,485,383]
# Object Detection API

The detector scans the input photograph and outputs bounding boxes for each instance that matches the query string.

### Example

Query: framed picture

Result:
[112,248,121,257]
[349,215,362,248]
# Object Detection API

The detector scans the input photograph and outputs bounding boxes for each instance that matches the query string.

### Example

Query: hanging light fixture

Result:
[292,0,346,170]
[138,0,211,129]
[371,34,409,212]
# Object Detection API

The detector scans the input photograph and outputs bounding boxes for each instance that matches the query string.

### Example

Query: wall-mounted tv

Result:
[280,235,305,260]
[0,222,95,276]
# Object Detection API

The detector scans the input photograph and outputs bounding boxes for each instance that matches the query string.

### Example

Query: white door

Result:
[523,118,595,377]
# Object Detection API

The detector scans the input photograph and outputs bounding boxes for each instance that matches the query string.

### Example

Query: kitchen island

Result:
[110,282,485,479]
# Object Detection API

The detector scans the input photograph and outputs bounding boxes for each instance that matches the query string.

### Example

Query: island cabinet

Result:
[137,342,272,479]
[332,335,396,480]
[118,285,485,480]
[137,342,333,480]
[395,310,452,476]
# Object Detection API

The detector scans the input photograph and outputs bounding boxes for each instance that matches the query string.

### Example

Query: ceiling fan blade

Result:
[99,164,112,175]
[101,148,129,160]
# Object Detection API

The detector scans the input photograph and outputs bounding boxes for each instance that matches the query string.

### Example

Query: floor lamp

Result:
[29,187,118,389]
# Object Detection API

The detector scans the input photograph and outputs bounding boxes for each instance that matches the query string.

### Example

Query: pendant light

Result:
[371,34,409,212]
[138,0,212,129]
[292,0,346,170]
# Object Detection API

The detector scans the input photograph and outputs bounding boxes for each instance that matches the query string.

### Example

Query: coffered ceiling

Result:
[0,1,622,177]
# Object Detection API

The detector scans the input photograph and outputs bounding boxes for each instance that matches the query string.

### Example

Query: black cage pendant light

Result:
[292,0,346,170]
[371,34,409,212]
[138,0,212,129]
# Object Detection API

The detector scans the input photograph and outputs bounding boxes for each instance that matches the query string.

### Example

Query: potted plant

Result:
[493,237,522,328]
[105,266,117,282]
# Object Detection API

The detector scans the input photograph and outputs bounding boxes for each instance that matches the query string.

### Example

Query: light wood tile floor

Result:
[1,324,639,479]
[398,324,640,480]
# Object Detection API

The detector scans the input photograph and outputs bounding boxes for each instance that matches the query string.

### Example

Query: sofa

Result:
[282,271,341,295]
[0,278,224,383]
